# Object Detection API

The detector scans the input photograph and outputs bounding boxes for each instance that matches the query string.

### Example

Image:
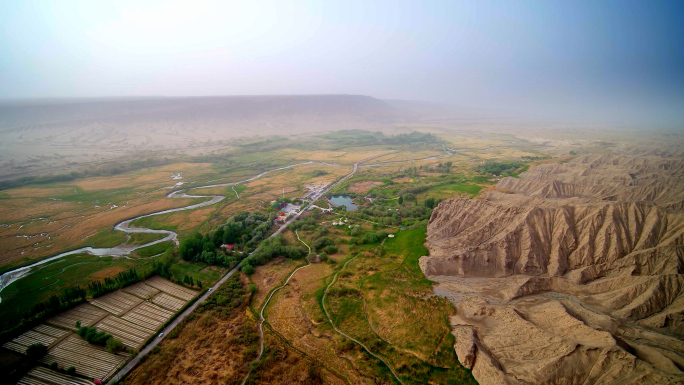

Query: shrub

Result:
[49,362,58,370]
[242,265,255,275]
[66,366,76,375]
[247,284,257,293]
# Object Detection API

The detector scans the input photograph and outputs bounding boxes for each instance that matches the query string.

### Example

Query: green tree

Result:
[25,343,47,360]
[242,264,255,275]
[106,338,125,354]
[324,245,338,254]
[398,196,403,204]
[424,197,435,209]
[66,366,76,375]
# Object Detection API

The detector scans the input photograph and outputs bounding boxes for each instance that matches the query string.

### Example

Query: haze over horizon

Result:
[1,0,683,128]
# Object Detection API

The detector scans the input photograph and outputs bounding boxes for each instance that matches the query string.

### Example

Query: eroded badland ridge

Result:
[422,153,684,384]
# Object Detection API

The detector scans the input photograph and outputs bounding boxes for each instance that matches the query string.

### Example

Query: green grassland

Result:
[0,254,138,323]
[324,229,476,384]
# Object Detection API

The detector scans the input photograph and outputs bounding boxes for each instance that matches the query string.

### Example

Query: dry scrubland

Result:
[423,142,684,384]
[0,162,215,271]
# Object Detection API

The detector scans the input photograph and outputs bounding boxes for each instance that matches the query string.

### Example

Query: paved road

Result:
[107,262,242,384]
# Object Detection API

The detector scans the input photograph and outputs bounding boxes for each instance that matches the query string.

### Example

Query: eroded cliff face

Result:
[422,154,684,385]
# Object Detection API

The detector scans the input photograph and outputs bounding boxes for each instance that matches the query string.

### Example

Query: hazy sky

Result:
[1,0,683,127]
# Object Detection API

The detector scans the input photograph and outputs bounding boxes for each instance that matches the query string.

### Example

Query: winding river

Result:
[0,161,326,302]
[0,146,453,302]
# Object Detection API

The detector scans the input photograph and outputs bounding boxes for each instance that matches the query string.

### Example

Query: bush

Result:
[25,343,47,360]
[318,252,328,261]
[247,284,257,293]
[49,362,58,370]
[66,366,76,375]
[242,265,255,275]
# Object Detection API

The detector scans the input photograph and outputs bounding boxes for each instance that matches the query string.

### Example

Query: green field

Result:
[324,228,476,385]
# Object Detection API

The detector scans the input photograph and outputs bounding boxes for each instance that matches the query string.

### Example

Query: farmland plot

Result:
[90,291,143,316]
[47,303,107,330]
[122,282,160,299]
[151,292,187,312]
[18,366,93,385]
[41,335,128,381]
[121,302,174,331]
[2,324,67,354]
[145,276,197,301]
[94,315,154,350]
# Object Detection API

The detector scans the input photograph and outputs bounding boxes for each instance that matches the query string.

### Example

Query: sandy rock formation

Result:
[423,154,684,385]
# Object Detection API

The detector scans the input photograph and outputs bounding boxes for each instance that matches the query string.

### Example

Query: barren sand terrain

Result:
[422,150,684,384]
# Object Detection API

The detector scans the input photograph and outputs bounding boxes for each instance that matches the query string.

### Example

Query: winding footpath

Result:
[322,242,405,385]
[240,229,312,385]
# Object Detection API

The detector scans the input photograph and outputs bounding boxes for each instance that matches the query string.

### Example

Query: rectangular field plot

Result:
[2,324,67,354]
[18,366,93,385]
[90,290,143,316]
[121,302,174,331]
[145,276,198,301]
[46,303,107,330]
[122,282,159,299]
[41,335,128,381]
[152,292,188,311]
[94,315,154,350]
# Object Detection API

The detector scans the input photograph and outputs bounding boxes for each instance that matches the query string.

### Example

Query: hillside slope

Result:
[422,154,684,385]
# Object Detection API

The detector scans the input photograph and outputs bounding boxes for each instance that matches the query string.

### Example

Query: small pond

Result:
[328,195,358,211]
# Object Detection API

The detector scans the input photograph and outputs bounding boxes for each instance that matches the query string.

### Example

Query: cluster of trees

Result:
[180,212,276,266]
[289,216,318,231]
[312,169,329,177]
[347,227,389,244]
[352,204,432,227]
[197,275,246,317]
[241,235,307,275]
[384,132,441,144]
[476,161,525,176]
[152,259,173,280]
[75,322,125,353]
[420,161,452,173]
[29,286,87,318]
[424,197,440,209]
[183,274,202,288]
[87,268,140,297]
[76,324,112,345]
